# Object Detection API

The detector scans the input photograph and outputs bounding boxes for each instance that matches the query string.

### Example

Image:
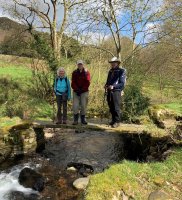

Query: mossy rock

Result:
[0,128,9,138]
[8,121,32,132]
[0,139,12,163]
[0,120,37,159]
[148,106,177,128]
[131,115,152,125]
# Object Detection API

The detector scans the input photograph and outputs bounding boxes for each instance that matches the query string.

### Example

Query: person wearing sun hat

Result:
[105,57,126,128]
[71,60,91,125]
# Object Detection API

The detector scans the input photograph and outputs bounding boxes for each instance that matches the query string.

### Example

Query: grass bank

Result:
[86,148,182,200]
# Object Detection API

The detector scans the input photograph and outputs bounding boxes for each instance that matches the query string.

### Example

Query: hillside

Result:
[0,17,26,30]
[0,17,27,43]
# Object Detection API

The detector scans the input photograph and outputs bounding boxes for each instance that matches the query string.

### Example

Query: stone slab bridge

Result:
[0,119,167,163]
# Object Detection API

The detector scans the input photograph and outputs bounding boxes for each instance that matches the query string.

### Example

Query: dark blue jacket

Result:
[106,67,126,91]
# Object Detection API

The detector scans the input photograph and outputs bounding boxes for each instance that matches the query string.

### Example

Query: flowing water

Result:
[0,163,39,200]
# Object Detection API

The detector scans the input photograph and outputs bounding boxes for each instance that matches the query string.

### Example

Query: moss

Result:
[148,105,177,126]
[8,121,32,132]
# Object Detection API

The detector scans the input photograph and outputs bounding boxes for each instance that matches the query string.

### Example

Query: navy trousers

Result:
[107,91,121,123]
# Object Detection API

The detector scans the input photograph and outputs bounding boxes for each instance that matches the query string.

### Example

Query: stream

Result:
[0,127,173,200]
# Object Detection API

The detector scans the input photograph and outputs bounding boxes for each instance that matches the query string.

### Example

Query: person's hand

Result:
[108,85,114,90]
[75,89,82,96]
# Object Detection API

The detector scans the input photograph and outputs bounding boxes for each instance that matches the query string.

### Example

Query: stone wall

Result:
[0,122,39,163]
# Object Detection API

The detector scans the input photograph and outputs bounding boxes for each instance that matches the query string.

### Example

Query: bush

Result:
[121,85,150,122]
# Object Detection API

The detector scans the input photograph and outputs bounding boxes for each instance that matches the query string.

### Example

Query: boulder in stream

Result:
[18,167,45,192]
[67,162,94,177]
[73,177,90,190]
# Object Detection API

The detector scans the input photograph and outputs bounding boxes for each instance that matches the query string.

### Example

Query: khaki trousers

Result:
[73,91,88,115]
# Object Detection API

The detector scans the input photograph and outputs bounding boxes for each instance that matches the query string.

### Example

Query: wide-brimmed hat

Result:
[77,60,84,65]
[109,57,121,63]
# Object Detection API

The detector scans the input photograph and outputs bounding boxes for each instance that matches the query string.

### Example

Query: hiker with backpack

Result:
[105,57,126,128]
[71,60,91,125]
[54,67,71,124]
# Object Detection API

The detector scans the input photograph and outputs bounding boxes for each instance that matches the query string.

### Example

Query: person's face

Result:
[110,62,119,68]
[77,63,84,71]
[59,70,65,77]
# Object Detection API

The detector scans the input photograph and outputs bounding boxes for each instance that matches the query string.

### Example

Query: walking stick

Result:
[103,88,107,107]
[100,88,107,122]
[52,74,56,123]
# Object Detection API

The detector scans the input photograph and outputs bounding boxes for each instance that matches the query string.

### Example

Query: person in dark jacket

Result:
[105,57,126,128]
[54,67,71,124]
[71,60,91,125]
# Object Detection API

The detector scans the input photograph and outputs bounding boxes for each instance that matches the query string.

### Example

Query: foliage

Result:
[31,33,58,72]
[28,61,53,102]
[0,34,33,57]
[0,76,25,118]
[0,73,52,120]
[121,85,150,122]
[61,34,82,59]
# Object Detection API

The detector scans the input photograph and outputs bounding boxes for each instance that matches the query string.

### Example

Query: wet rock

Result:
[0,140,12,164]
[162,149,173,159]
[19,167,45,192]
[175,115,182,121]
[67,162,94,177]
[75,129,85,133]
[73,177,90,190]
[173,124,182,140]
[7,191,39,200]
[146,155,155,162]
[67,167,77,171]
[148,190,171,200]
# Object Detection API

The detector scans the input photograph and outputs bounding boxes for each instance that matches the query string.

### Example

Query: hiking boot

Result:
[109,121,115,126]
[63,120,67,124]
[72,114,79,125]
[81,115,88,125]
[111,122,120,128]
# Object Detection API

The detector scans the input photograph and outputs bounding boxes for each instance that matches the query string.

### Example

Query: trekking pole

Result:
[101,88,107,122]
[103,88,107,107]
[52,91,56,122]
[52,74,56,123]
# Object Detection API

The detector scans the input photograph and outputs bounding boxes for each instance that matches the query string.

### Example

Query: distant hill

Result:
[0,17,27,43]
[0,17,26,30]
[0,17,81,58]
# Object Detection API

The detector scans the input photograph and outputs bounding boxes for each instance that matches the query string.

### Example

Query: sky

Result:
[0,0,164,45]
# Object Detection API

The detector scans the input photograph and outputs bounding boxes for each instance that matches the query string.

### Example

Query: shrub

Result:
[121,85,150,122]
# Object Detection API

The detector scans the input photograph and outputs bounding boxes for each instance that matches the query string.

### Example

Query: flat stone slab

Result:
[32,120,167,136]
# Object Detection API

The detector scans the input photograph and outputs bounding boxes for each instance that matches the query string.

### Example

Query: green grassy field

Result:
[0,63,31,78]
[86,148,182,200]
[159,103,182,115]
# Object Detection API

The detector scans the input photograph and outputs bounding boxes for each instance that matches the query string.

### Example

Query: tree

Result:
[3,0,88,70]
[74,0,165,63]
